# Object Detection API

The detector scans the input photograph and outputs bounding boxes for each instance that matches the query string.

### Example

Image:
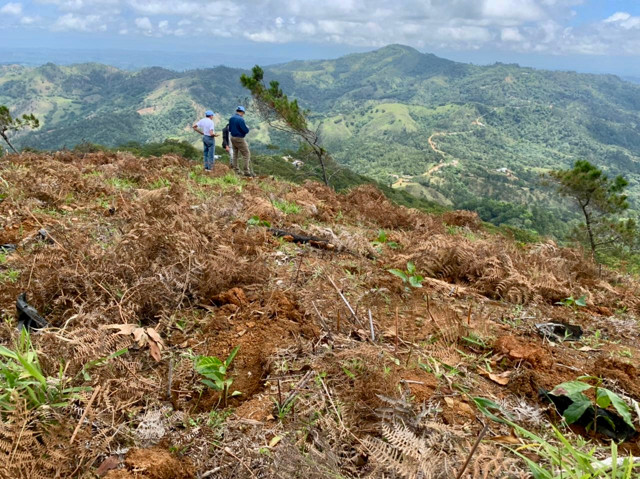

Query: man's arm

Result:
[192,123,203,135]
[240,118,250,135]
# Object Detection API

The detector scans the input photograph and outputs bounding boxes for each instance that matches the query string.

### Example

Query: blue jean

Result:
[203,136,215,170]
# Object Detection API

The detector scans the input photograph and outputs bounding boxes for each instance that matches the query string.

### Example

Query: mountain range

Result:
[2,44,640,236]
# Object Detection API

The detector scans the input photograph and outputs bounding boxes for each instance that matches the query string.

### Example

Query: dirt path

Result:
[427,132,448,158]
[423,131,466,176]
[425,158,459,175]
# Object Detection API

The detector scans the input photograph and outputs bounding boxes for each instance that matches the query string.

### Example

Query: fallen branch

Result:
[281,369,314,410]
[312,301,333,337]
[70,385,101,445]
[455,423,489,479]
[368,309,375,341]
[269,228,335,251]
[327,276,366,329]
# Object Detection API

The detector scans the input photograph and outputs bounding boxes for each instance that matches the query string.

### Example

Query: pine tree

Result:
[0,105,39,154]
[240,66,330,186]
[548,160,633,259]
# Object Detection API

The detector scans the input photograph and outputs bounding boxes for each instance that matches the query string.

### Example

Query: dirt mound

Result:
[104,448,195,479]
[442,209,481,229]
[1,151,640,478]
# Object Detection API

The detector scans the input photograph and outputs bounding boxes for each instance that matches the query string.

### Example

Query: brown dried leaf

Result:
[488,433,521,445]
[481,369,511,386]
[148,341,162,362]
[132,327,147,345]
[146,328,164,349]
[96,455,121,477]
[104,324,138,335]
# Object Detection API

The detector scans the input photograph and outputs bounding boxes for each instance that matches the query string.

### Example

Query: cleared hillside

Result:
[1,151,640,477]
[3,45,640,237]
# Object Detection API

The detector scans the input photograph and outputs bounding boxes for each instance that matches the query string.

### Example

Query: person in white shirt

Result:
[192,110,218,171]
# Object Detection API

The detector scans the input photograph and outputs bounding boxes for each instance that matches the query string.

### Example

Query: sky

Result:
[1,0,640,76]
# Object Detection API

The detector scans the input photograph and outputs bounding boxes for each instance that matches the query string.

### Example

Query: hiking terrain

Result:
[1,151,640,477]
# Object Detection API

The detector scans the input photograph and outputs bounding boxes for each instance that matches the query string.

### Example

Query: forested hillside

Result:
[3,45,640,237]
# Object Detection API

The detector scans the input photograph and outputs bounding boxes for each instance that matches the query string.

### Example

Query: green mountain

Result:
[3,45,640,236]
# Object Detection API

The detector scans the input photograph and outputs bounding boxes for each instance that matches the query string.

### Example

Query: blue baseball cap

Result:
[236,106,246,112]
[205,110,214,117]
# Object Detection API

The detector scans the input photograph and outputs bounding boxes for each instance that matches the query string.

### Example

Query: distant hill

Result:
[3,45,640,237]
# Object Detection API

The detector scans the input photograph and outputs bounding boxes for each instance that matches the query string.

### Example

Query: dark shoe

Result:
[243,172,256,177]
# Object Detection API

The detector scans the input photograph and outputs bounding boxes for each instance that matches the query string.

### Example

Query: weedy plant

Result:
[273,199,301,215]
[0,330,87,411]
[473,397,640,479]
[372,230,400,251]
[556,295,587,310]
[193,346,241,407]
[549,377,635,432]
[388,261,424,288]
[106,177,137,190]
[0,269,19,284]
[149,178,171,189]
[247,216,271,227]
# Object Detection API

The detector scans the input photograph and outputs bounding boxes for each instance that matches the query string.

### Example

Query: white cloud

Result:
[0,2,22,15]
[53,13,105,32]
[3,0,637,58]
[483,0,545,22]
[20,15,39,24]
[36,0,120,12]
[501,27,524,42]
[135,16,152,30]
[604,12,630,23]
[129,0,200,15]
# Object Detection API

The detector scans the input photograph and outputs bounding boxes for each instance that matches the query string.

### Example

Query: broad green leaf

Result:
[601,388,635,429]
[575,295,587,307]
[550,380,592,397]
[231,390,242,397]
[562,393,592,424]
[596,388,611,409]
[201,379,221,391]
[409,276,423,288]
[406,261,416,274]
[376,230,387,243]
[388,269,408,283]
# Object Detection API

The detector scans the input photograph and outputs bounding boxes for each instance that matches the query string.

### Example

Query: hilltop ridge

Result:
[2,45,640,238]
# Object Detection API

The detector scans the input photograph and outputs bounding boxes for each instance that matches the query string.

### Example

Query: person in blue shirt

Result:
[192,110,218,171]
[228,106,254,177]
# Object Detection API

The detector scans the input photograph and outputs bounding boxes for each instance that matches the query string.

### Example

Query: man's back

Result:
[229,114,249,138]
[196,117,215,136]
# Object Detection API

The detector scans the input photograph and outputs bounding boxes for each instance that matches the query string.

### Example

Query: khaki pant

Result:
[230,137,252,174]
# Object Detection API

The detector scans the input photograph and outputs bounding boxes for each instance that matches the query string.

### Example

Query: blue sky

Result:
[1,1,640,75]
